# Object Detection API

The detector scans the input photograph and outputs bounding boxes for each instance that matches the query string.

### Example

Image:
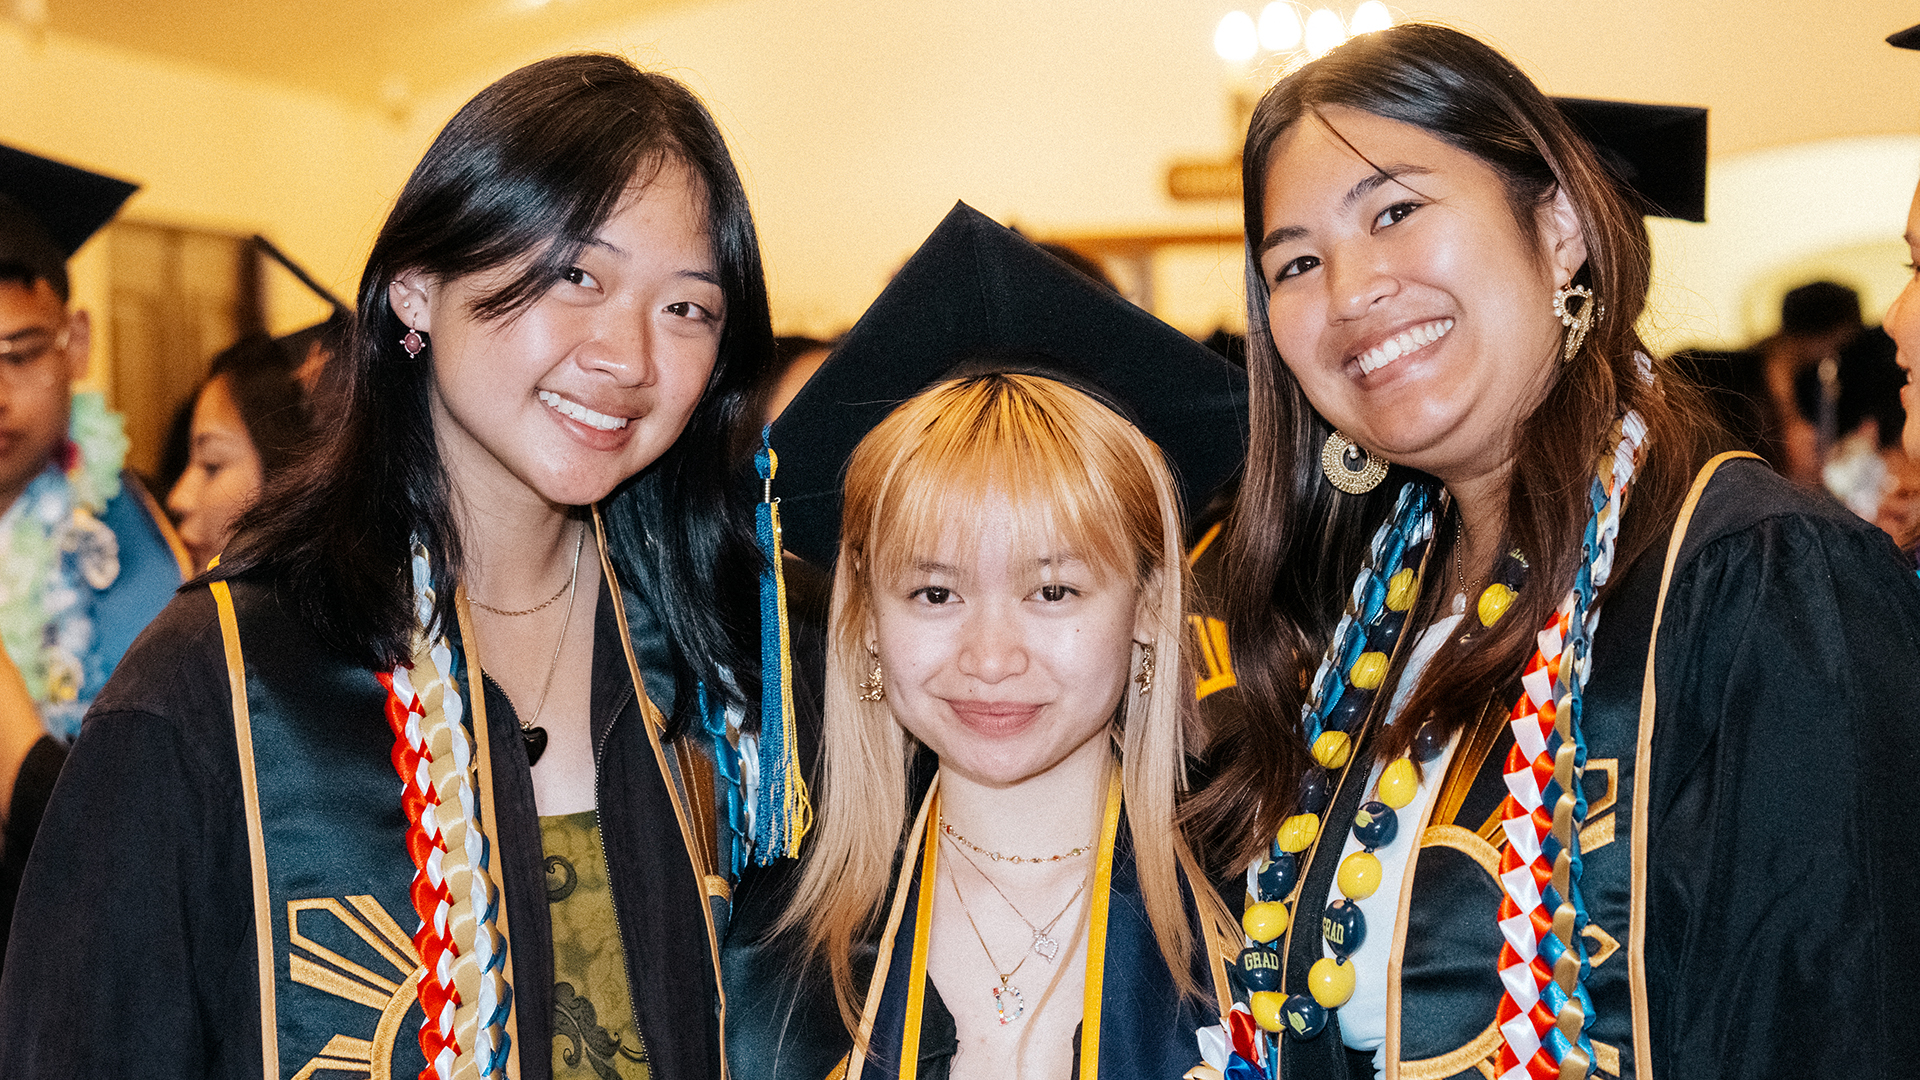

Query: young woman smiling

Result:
[1188,24,1920,1080]
[0,55,774,1080]
[722,205,1248,1080]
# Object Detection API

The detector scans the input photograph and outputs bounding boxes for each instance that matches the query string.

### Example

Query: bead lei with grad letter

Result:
[1248,481,1437,1053]
[1191,414,1645,1080]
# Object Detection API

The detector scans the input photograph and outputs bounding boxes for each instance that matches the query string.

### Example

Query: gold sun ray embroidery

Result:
[286,895,424,1080]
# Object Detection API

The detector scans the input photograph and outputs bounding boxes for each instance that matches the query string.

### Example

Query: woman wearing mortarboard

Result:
[1,55,782,1080]
[1184,23,1920,1080]
[722,204,1249,1079]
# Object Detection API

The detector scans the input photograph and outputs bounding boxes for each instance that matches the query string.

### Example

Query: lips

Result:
[538,389,630,431]
[1355,318,1454,376]
[947,700,1043,736]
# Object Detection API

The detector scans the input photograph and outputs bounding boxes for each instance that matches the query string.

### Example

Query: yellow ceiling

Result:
[35,0,706,108]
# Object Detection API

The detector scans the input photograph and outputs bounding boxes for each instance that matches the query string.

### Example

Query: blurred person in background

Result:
[166,333,314,571]
[0,145,188,973]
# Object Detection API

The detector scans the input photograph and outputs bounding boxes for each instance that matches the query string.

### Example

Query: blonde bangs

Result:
[849,374,1158,593]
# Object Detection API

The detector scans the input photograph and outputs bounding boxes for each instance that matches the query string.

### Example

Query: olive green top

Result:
[542,810,651,1080]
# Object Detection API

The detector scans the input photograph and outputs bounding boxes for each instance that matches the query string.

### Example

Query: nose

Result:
[577,309,657,388]
[955,606,1028,685]
[166,467,199,520]
[1326,248,1397,323]
[1889,282,1918,372]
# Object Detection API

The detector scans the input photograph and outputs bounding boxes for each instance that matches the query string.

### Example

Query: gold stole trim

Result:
[1383,731,1457,1080]
[451,584,522,1080]
[847,768,1125,1080]
[845,775,941,1080]
[212,578,278,1080]
[128,471,197,580]
[1629,450,1756,1080]
[590,504,733,1078]
[1077,767,1124,1080]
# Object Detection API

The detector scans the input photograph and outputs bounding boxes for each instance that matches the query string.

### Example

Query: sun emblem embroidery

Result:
[285,896,425,1080]
[1406,760,1625,1080]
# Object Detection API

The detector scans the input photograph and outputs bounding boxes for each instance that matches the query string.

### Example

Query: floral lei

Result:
[0,391,128,739]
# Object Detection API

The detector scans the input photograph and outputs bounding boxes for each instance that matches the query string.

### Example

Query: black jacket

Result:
[0,571,727,1079]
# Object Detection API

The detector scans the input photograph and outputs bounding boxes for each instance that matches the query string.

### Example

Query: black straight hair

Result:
[221,54,774,717]
[1189,24,1721,869]
[206,333,312,481]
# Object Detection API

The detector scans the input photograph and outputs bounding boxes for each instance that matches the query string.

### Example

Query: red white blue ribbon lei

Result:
[1493,412,1645,1080]
[379,540,513,1080]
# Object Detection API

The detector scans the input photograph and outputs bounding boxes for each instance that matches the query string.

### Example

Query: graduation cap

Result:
[0,143,137,262]
[1554,98,1708,223]
[1890,23,1920,49]
[768,201,1249,567]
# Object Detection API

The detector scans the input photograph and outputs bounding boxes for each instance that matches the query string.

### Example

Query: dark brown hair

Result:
[1188,24,1720,869]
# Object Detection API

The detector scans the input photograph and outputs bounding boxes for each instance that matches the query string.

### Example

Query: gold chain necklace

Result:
[510,521,585,766]
[945,832,1088,962]
[940,816,1092,864]
[470,539,577,617]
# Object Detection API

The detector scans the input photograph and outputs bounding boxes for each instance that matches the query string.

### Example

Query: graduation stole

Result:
[841,767,1231,1080]
[212,567,521,1080]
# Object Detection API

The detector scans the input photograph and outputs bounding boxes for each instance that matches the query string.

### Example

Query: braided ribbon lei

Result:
[376,540,514,1080]
[1493,413,1646,1080]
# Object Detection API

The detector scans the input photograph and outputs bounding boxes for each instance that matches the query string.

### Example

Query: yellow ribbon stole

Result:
[856,767,1125,1080]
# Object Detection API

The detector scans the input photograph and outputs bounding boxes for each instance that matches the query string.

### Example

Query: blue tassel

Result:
[752,428,811,863]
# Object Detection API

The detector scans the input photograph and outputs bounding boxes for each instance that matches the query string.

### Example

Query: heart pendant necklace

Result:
[943,827,1089,961]
[947,860,1034,1025]
[480,521,584,768]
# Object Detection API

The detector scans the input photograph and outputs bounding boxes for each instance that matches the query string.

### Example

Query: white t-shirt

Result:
[1325,614,1464,1076]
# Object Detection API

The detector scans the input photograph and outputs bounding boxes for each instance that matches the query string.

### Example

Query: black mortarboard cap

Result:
[1554,98,1708,223]
[0,143,138,258]
[769,202,1249,567]
[1890,23,1920,49]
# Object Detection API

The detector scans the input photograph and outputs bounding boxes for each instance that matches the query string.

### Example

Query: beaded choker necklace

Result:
[1196,414,1647,1080]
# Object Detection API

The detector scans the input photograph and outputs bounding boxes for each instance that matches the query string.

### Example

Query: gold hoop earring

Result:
[858,644,885,702]
[1553,283,1595,365]
[1321,430,1388,495]
[1134,642,1155,697]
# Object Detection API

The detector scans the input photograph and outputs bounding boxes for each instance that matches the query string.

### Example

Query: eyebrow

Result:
[1256,164,1435,257]
[573,237,723,290]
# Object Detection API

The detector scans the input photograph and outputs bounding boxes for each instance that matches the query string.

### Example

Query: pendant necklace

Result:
[944,830,1089,961]
[1451,516,1479,617]
[944,849,1089,1025]
[506,521,585,766]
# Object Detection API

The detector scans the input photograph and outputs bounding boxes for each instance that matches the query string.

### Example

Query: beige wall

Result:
[0,24,415,390]
[7,0,1920,380]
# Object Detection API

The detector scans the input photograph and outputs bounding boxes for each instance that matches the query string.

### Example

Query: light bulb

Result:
[1304,8,1346,57]
[1349,1,1393,35]
[1259,3,1304,51]
[1216,10,1260,63]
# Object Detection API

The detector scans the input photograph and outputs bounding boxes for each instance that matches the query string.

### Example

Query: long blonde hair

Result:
[778,372,1216,1033]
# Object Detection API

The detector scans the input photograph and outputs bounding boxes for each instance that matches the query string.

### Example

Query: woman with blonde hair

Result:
[723,204,1248,1079]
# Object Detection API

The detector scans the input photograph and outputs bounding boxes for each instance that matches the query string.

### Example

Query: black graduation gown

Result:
[0,542,733,1079]
[1202,459,1920,1080]
[722,777,1229,1080]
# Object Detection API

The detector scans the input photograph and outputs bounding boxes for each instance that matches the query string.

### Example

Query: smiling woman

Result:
[1189,23,1920,1080]
[722,205,1249,1080]
[0,54,775,1080]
